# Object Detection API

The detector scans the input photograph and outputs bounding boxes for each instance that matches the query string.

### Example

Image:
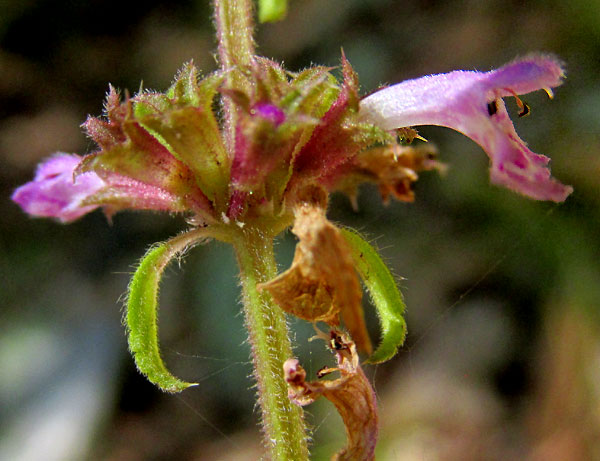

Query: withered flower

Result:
[259,188,372,353]
[327,142,444,207]
[284,329,378,460]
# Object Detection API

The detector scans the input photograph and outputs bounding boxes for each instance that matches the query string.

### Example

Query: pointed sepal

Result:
[135,67,230,210]
[81,86,214,218]
[228,59,339,208]
[293,53,391,179]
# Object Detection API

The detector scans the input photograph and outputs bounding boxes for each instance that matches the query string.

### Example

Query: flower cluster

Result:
[12,57,387,227]
[12,52,572,459]
[12,54,571,227]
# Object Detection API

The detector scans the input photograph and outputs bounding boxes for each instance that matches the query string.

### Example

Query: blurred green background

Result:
[1,0,599,459]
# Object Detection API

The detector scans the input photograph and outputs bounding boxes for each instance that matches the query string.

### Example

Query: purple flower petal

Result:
[359,55,573,202]
[251,103,286,126]
[12,153,105,222]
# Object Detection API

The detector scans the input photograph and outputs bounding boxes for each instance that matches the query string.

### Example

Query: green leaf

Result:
[126,230,207,392]
[340,228,407,364]
[258,0,287,23]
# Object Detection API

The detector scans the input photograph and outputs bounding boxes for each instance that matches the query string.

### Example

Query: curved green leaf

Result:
[126,229,208,392]
[340,228,407,364]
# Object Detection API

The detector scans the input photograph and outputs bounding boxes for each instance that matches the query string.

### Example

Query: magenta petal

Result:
[251,103,286,126]
[12,153,105,222]
[359,55,572,202]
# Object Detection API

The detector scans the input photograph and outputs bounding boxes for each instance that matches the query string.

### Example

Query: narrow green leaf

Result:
[258,0,287,23]
[126,230,208,392]
[340,228,407,364]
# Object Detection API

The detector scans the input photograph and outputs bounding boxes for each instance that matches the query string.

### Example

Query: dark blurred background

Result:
[1,1,599,460]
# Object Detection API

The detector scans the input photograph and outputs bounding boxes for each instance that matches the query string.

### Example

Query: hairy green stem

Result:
[231,227,308,460]
[213,0,256,150]
[212,1,307,456]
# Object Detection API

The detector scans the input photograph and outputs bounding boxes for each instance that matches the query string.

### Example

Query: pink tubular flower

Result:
[359,55,573,202]
[11,154,105,223]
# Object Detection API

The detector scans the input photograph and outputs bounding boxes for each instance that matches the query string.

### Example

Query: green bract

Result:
[341,228,408,364]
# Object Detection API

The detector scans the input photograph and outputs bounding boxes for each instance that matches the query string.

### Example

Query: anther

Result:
[503,88,531,118]
[518,102,531,117]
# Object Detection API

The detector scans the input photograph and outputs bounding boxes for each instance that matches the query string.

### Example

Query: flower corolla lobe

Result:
[359,55,572,202]
[11,154,105,222]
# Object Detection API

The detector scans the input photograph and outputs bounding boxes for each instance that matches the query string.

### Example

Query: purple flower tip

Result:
[12,153,105,222]
[251,103,286,126]
[359,55,572,202]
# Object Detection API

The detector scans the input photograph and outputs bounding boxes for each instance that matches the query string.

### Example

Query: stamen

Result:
[518,102,531,117]
[309,323,330,342]
[504,88,531,117]
[316,366,338,378]
[487,100,498,116]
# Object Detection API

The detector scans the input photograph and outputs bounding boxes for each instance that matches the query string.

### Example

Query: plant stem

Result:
[212,1,307,456]
[231,227,308,460]
[213,0,256,150]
